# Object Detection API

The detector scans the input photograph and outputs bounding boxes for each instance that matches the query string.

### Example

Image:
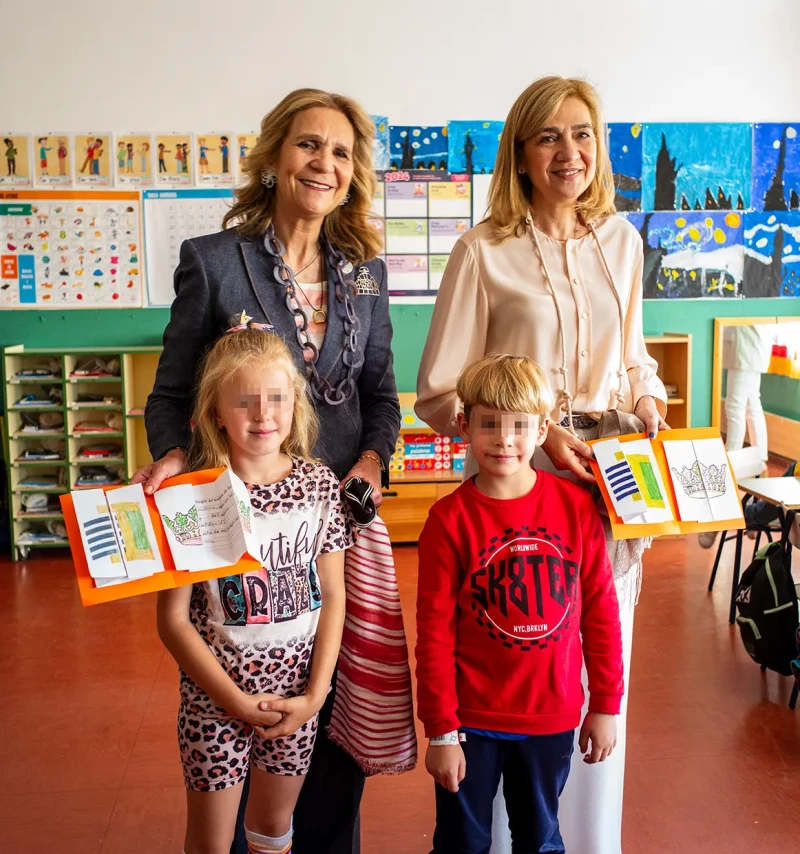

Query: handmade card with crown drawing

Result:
[662,438,741,523]
[153,469,259,572]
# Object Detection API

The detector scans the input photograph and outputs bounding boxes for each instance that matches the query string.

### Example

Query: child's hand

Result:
[579,712,617,764]
[425,743,466,793]
[253,694,323,739]
[233,692,284,729]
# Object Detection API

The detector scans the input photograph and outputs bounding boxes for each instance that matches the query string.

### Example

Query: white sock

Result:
[245,821,293,853]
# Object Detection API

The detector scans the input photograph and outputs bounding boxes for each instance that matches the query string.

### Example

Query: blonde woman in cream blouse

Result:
[416,76,668,854]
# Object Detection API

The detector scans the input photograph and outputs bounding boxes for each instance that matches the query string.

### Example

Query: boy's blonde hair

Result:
[188,328,318,471]
[457,354,555,421]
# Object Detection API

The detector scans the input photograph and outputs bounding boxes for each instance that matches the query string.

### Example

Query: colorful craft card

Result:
[196,132,234,187]
[33,132,71,187]
[1,133,32,188]
[589,428,745,540]
[60,467,262,606]
[155,133,194,186]
[74,133,112,187]
[114,133,153,187]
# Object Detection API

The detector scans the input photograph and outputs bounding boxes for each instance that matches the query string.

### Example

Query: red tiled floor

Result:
[2,460,799,852]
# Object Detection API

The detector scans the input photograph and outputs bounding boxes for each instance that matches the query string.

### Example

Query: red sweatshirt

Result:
[416,471,623,738]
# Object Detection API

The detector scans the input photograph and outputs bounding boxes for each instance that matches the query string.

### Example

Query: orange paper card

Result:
[60,468,262,606]
[588,428,746,540]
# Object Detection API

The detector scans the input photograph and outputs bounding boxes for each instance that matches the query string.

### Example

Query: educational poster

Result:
[743,211,800,297]
[33,133,71,186]
[752,123,800,211]
[0,190,143,308]
[142,188,232,306]
[236,133,258,177]
[472,172,492,222]
[196,132,234,186]
[114,133,153,187]
[372,116,390,171]
[1,134,32,188]
[155,133,193,186]
[447,121,503,174]
[380,170,470,297]
[624,211,743,299]
[74,133,111,187]
[389,125,448,170]
[608,123,642,212]
[641,123,752,211]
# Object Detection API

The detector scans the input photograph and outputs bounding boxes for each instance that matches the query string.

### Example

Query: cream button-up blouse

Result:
[415,215,667,437]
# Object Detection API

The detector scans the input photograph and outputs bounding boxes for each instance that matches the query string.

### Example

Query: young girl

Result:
[157,323,351,854]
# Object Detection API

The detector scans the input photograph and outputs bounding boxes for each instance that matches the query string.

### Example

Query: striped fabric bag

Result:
[328,517,418,775]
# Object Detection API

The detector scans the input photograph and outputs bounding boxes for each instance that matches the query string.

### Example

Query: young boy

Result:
[416,354,624,854]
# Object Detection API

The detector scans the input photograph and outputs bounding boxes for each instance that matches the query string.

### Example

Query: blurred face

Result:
[217,362,294,461]
[457,406,549,479]
[520,96,597,208]
[274,107,355,220]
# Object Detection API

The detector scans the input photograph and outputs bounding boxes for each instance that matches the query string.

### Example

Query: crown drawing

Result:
[162,504,202,546]
[237,498,252,533]
[671,461,727,499]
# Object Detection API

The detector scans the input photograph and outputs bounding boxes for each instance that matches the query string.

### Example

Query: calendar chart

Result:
[143,188,232,307]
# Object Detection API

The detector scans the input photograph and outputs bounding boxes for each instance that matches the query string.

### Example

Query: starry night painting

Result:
[372,116,390,171]
[752,123,800,212]
[641,123,752,211]
[624,211,744,299]
[389,125,448,170]
[608,123,642,212]
[447,121,504,174]
[743,212,800,297]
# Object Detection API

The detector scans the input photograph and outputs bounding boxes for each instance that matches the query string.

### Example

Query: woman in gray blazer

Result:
[133,88,400,854]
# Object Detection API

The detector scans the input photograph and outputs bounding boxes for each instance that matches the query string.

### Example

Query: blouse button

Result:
[581,311,588,319]
[581,349,589,357]
[580,386,589,394]
[573,278,580,285]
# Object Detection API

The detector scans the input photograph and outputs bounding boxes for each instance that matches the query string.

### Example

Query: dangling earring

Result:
[339,193,350,206]
[260,168,277,188]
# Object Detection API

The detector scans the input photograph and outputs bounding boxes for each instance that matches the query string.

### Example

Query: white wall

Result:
[3,0,800,130]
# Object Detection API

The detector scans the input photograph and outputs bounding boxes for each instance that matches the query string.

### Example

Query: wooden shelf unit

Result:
[3,345,161,560]
[645,333,692,430]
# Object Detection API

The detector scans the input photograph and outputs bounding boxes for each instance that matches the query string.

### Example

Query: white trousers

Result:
[489,570,636,854]
[725,369,768,461]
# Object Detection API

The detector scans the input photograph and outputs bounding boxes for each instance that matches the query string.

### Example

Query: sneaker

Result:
[699,531,719,549]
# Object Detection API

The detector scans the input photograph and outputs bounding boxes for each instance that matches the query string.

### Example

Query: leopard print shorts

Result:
[178,703,319,792]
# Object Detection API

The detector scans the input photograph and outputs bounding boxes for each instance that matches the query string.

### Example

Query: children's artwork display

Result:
[75,133,111,187]
[236,133,258,176]
[373,170,470,296]
[196,132,234,186]
[752,123,800,212]
[743,211,800,297]
[624,211,744,299]
[372,116,390,171]
[142,188,232,306]
[0,190,143,307]
[114,133,153,187]
[33,132,71,187]
[155,133,193,186]
[589,428,745,540]
[642,123,752,212]
[1,134,32,188]
[389,126,448,170]
[608,123,642,212]
[447,121,503,174]
[61,467,262,606]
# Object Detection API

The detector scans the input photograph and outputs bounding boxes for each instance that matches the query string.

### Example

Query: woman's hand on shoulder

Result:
[541,423,595,484]
[634,395,670,438]
[130,448,188,494]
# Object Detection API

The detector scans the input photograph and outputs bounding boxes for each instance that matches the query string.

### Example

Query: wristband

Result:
[430,731,461,746]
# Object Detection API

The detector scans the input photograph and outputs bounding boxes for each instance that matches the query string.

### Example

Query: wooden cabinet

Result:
[381,473,460,543]
[645,333,692,429]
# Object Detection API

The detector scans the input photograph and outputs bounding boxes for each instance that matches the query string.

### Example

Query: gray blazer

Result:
[144,227,400,484]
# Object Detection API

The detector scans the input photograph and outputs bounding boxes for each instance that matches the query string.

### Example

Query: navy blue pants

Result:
[432,730,574,854]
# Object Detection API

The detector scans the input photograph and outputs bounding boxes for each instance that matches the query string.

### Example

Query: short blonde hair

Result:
[222,88,381,264]
[487,76,616,242]
[457,354,555,421]
[188,328,318,471]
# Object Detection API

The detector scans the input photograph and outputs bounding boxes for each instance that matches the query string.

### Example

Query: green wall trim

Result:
[3,296,798,426]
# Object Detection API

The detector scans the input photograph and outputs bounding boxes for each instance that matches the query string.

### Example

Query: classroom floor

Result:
[2,488,800,852]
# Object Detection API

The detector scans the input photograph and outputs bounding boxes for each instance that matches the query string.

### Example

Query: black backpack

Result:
[735,541,799,676]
